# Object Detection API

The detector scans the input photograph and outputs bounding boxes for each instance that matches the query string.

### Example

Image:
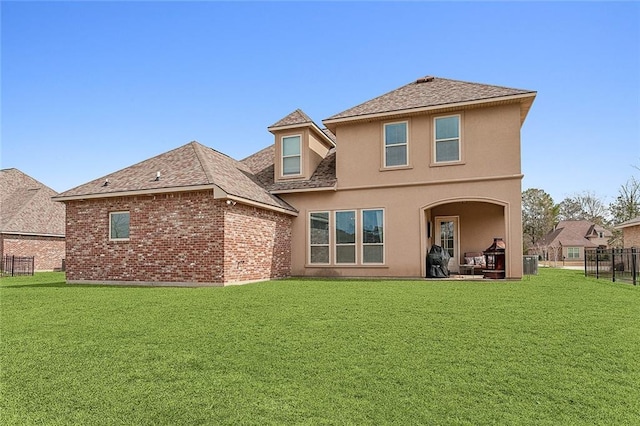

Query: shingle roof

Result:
[268,109,314,129]
[616,216,640,229]
[56,142,296,213]
[241,145,337,192]
[0,168,65,236]
[539,220,606,248]
[324,76,536,123]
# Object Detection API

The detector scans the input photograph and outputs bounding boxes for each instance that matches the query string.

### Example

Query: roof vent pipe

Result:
[416,76,435,84]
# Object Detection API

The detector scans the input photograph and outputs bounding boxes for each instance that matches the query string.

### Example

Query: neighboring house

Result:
[0,168,66,271]
[615,216,640,247]
[55,75,537,285]
[536,220,612,263]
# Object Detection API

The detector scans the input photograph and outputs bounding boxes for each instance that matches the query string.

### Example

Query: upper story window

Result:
[282,135,301,176]
[434,115,460,163]
[109,211,130,241]
[384,122,408,167]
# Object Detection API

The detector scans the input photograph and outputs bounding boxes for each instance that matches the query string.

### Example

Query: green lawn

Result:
[1,270,639,425]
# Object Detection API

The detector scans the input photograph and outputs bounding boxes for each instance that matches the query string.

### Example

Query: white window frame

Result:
[335,210,357,265]
[281,134,302,177]
[567,247,580,259]
[309,211,331,265]
[362,209,385,264]
[434,114,461,164]
[109,211,130,241]
[383,121,409,168]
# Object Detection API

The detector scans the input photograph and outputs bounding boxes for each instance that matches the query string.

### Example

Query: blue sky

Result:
[2,1,639,205]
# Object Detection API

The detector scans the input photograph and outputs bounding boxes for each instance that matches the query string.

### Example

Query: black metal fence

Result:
[585,248,638,285]
[1,255,35,277]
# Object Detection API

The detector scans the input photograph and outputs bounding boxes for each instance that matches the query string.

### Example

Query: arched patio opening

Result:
[420,197,511,277]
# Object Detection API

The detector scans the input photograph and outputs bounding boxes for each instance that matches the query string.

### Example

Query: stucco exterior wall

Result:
[64,191,292,285]
[1,234,65,271]
[334,104,522,189]
[281,176,523,279]
[279,102,525,279]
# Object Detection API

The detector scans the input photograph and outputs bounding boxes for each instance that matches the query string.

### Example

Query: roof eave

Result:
[52,184,220,202]
[323,92,537,132]
[212,187,298,216]
[268,121,336,148]
[0,230,65,238]
[270,185,337,195]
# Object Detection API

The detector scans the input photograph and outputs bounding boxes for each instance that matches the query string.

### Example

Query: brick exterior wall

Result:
[223,205,292,283]
[622,225,640,248]
[64,191,292,285]
[1,234,65,271]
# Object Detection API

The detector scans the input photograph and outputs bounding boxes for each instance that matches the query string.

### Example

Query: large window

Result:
[384,122,408,167]
[109,211,130,240]
[335,211,356,264]
[362,209,384,263]
[282,135,301,176]
[434,115,460,163]
[308,209,385,265]
[310,212,330,264]
[567,247,580,259]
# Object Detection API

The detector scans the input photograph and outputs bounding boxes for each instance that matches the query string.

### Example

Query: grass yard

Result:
[1,269,639,425]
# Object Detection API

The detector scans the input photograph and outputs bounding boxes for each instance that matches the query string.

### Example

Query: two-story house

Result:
[55,76,536,285]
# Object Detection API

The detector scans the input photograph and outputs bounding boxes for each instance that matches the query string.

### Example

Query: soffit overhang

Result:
[268,121,336,148]
[53,184,298,217]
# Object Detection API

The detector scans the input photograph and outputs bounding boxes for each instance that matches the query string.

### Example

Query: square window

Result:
[109,211,130,240]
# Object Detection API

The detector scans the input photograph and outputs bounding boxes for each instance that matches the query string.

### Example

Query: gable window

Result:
[362,209,384,263]
[282,135,301,176]
[434,115,460,163]
[384,122,408,167]
[335,211,356,264]
[109,211,130,240]
[567,247,580,259]
[309,212,330,264]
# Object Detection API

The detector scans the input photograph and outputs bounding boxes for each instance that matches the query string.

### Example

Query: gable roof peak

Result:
[268,109,314,129]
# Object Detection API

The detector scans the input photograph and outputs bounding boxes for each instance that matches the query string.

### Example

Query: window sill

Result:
[278,174,305,180]
[430,160,465,168]
[305,264,388,268]
[379,165,412,172]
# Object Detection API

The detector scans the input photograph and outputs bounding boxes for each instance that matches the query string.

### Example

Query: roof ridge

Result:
[434,76,536,94]
[190,141,217,184]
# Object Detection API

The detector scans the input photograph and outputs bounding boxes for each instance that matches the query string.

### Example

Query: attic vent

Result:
[416,76,435,84]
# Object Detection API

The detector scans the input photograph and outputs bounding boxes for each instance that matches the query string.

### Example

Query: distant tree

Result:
[609,176,640,224]
[557,197,583,221]
[522,188,557,250]
[557,191,608,225]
